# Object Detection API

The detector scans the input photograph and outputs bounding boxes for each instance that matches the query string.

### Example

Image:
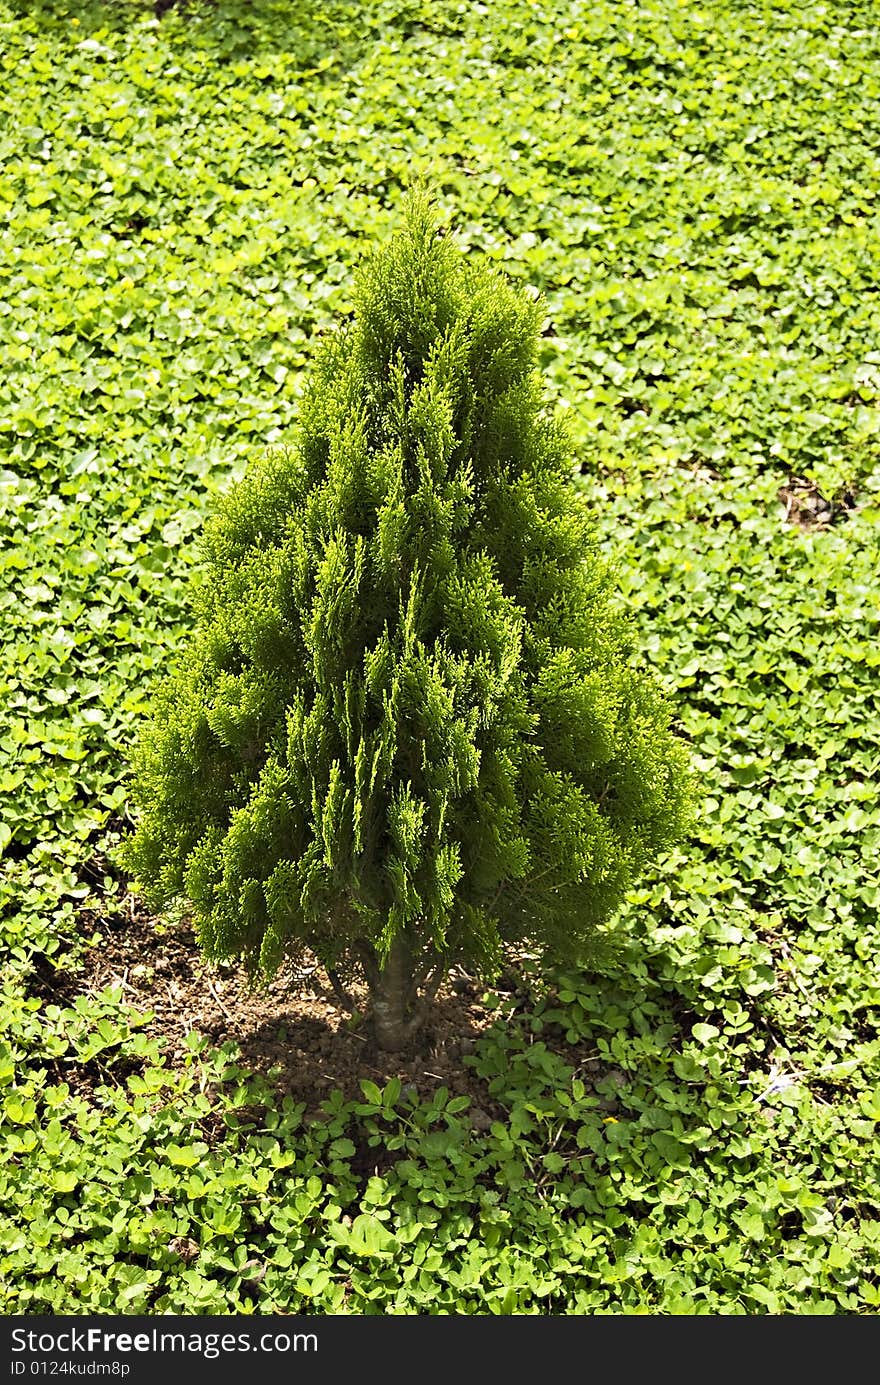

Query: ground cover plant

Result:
[1,0,879,1313]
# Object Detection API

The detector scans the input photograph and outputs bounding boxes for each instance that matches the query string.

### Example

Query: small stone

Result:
[169,1236,200,1263]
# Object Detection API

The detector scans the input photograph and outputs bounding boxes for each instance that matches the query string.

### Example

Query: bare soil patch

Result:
[36,888,524,1121]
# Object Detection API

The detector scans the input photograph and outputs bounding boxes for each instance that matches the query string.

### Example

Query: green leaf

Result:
[166,1144,207,1169]
[330,1213,396,1258]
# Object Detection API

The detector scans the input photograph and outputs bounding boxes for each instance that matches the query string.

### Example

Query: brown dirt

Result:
[35,888,526,1121]
[777,475,857,529]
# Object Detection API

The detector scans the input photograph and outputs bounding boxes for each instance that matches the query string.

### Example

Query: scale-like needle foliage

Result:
[123,196,692,1048]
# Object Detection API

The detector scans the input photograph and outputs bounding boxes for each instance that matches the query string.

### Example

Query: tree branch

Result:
[402,964,446,1039]
[327,968,358,1015]
[420,965,445,1008]
[404,963,451,1041]
[354,940,380,989]
[409,953,435,992]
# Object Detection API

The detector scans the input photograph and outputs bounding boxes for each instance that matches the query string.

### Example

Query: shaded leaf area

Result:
[1,0,879,1314]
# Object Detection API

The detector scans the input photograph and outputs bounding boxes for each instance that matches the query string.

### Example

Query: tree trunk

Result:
[369,933,414,1051]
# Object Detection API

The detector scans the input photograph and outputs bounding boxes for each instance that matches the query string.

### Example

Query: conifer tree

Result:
[123,195,692,1050]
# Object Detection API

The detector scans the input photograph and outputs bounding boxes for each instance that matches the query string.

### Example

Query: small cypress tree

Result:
[123,195,692,1050]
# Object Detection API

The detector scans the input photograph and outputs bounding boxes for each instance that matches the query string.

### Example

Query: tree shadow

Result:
[230,990,503,1115]
[41,882,510,1119]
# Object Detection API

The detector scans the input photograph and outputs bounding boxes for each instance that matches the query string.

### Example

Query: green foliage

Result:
[122,196,692,1029]
[2,962,878,1313]
[1,0,879,1315]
